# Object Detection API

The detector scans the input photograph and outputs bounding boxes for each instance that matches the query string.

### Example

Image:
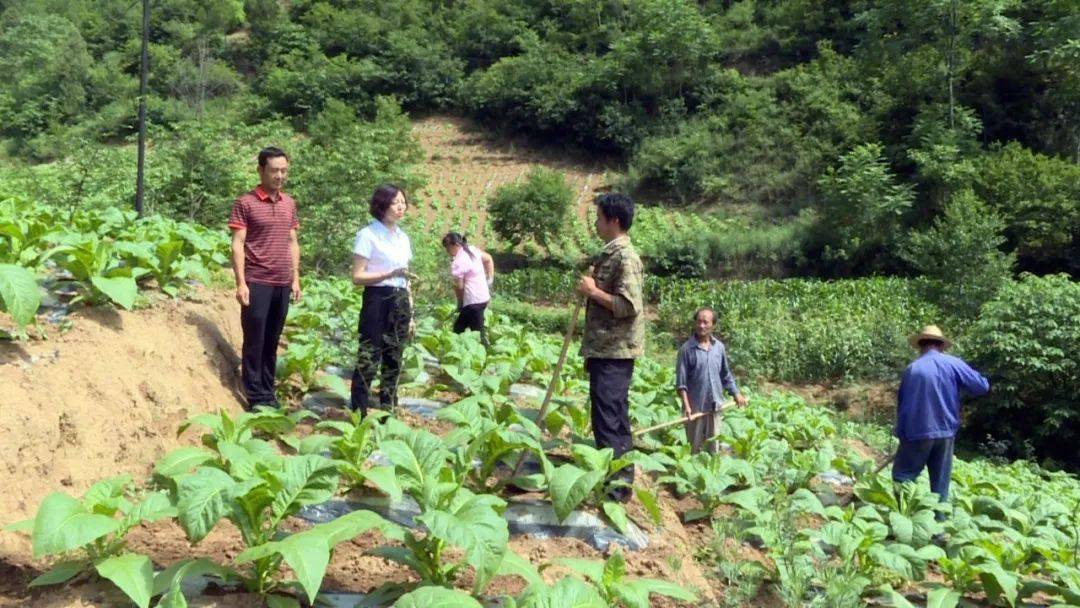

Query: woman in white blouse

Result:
[349,184,413,414]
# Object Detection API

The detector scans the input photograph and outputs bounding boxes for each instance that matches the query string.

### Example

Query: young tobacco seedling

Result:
[4,475,175,608]
[550,549,697,608]
[544,444,666,534]
[657,451,757,521]
[363,424,536,599]
[161,441,342,602]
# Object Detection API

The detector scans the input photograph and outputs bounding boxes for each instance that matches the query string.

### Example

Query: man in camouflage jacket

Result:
[576,192,645,502]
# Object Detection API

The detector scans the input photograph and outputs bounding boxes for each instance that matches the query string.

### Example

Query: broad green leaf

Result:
[269,455,340,524]
[91,275,137,310]
[152,557,233,596]
[236,534,329,605]
[868,544,915,580]
[276,535,330,606]
[362,465,403,502]
[554,557,604,583]
[889,511,915,544]
[496,550,543,588]
[619,579,697,608]
[570,444,612,473]
[925,586,961,608]
[293,434,336,455]
[314,374,349,399]
[124,491,177,528]
[238,510,393,605]
[217,441,259,480]
[4,518,33,533]
[153,447,215,479]
[29,561,86,587]
[877,585,917,608]
[602,501,630,535]
[518,576,607,608]
[380,431,447,498]
[601,550,627,591]
[790,488,827,517]
[719,487,767,513]
[684,508,713,522]
[0,263,40,329]
[978,564,1018,607]
[176,467,235,543]
[419,494,509,593]
[96,553,154,608]
[315,509,403,545]
[633,488,662,528]
[392,586,484,607]
[509,473,547,491]
[549,464,605,521]
[82,475,132,513]
[31,492,120,558]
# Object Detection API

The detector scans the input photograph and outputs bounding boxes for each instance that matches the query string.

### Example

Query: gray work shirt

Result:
[675,335,740,413]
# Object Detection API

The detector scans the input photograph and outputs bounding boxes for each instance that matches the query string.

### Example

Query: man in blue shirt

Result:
[893,325,990,512]
[675,307,748,453]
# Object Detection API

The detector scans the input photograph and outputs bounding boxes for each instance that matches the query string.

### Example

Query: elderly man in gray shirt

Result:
[675,307,748,453]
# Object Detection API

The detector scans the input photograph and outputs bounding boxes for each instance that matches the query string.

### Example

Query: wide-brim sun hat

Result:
[909,324,952,349]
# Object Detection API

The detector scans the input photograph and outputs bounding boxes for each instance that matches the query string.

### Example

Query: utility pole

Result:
[135,0,149,217]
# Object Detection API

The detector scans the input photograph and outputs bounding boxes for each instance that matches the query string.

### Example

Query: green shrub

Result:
[487,167,572,256]
[972,143,1080,274]
[287,97,426,273]
[900,190,1015,319]
[0,14,94,151]
[815,142,914,271]
[645,236,709,278]
[963,274,1080,467]
[488,298,573,335]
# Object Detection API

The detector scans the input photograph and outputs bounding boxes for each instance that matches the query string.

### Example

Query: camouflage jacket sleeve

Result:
[610,248,644,319]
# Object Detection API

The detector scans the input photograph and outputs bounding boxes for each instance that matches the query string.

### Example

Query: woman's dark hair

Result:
[594,192,635,231]
[442,232,476,259]
[258,146,288,168]
[370,184,408,220]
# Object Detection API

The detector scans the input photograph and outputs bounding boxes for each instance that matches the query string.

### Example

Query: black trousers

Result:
[453,301,488,346]
[351,286,411,414]
[240,282,291,406]
[587,357,635,483]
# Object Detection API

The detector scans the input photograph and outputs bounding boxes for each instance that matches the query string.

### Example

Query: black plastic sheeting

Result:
[298,494,649,552]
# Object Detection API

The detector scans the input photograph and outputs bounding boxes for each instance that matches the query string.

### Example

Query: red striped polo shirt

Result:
[228,186,300,286]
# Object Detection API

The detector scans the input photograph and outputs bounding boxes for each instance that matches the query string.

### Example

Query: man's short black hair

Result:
[693,307,716,324]
[258,147,289,168]
[594,192,634,231]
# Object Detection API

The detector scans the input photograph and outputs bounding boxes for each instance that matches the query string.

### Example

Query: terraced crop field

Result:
[410,117,613,247]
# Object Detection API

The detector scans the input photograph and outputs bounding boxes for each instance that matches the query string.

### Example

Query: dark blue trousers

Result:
[587,358,635,488]
[892,436,954,507]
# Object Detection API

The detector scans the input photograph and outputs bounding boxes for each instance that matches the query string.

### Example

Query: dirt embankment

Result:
[0,289,245,559]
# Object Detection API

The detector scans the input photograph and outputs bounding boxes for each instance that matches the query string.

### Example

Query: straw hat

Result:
[909,325,952,349]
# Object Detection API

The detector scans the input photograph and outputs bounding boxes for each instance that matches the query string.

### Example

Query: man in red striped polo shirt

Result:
[228,147,301,408]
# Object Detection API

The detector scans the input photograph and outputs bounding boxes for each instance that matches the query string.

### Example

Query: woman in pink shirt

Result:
[442,232,494,346]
